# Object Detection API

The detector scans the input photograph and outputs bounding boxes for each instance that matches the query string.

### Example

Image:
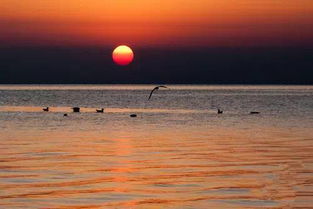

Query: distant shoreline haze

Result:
[0,47,312,84]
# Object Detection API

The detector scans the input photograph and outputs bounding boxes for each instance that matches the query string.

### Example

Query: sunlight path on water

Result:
[0,85,312,208]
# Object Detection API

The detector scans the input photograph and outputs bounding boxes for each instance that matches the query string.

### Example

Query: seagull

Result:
[72,107,80,112]
[43,107,49,112]
[148,85,168,100]
[96,108,104,113]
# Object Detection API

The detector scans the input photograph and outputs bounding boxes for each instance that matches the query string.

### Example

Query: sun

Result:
[112,45,134,66]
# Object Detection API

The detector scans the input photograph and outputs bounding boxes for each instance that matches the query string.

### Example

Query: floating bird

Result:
[43,107,49,112]
[250,111,260,114]
[217,109,223,114]
[148,85,168,100]
[72,107,80,113]
[130,114,137,117]
[96,108,104,113]
[63,113,68,117]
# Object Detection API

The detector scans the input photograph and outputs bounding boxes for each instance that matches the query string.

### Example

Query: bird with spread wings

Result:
[148,85,168,100]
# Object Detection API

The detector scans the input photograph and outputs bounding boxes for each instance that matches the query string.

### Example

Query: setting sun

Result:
[112,45,134,66]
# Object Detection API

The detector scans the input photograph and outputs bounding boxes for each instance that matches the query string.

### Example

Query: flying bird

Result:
[148,85,168,100]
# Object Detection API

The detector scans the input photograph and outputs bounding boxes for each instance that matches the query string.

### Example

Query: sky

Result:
[0,0,313,47]
[0,0,312,84]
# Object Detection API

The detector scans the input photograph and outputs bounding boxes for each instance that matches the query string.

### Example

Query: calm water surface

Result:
[0,85,313,208]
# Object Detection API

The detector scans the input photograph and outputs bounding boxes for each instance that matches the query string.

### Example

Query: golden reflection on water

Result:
[0,106,210,114]
[1,85,312,208]
[1,121,313,209]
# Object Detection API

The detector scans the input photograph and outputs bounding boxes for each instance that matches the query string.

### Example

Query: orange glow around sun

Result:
[0,0,313,47]
[112,45,134,66]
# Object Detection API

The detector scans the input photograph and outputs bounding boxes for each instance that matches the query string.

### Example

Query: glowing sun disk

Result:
[112,45,134,66]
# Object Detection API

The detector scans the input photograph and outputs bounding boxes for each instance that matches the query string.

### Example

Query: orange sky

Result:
[0,0,312,47]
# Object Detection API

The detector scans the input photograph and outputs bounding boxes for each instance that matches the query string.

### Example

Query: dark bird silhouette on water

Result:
[148,85,168,100]
[72,107,80,113]
[130,114,137,117]
[217,109,223,114]
[250,111,260,114]
[63,113,68,117]
[96,108,104,113]
[43,107,49,112]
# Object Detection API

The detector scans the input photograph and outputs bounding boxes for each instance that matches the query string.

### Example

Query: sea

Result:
[0,85,312,208]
